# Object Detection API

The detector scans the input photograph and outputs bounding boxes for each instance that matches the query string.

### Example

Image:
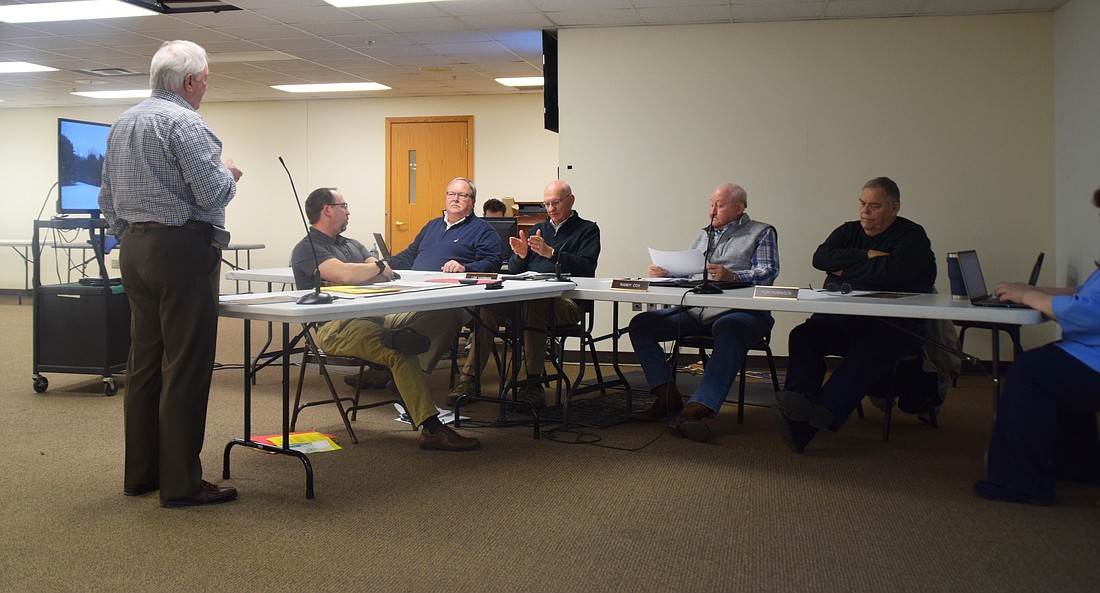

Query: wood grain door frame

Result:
[384,115,474,250]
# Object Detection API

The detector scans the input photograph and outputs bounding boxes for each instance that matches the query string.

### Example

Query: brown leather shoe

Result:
[160,480,238,508]
[419,425,481,451]
[630,383,684,422]
[671,402,711,442]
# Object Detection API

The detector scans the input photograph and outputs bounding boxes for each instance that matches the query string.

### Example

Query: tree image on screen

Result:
[58,119,110,214]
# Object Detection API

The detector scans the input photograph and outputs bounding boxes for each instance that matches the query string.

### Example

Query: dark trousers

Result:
[120,226,221,498]
[784,314,923,430]
[985,343,1100,499]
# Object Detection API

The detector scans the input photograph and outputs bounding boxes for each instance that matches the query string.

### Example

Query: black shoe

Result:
[160,480,238,508]
[775,389,834,429]
[380,327,430,356]
[973,480,1054,506]
[771,406,816,454]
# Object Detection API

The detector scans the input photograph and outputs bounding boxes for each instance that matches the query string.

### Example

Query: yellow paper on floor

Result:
[266,431,342,453]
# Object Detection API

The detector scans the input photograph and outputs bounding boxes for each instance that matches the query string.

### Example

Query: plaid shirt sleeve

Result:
[734,226,779,285]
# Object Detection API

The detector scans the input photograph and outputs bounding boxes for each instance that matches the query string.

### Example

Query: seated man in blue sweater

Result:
[447,179,601,409]
[344,177,501,389]
[387,177,502,274]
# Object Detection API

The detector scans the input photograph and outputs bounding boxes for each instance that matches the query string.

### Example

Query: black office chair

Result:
[857,354,939,441]
[671,334,781,424]
[546,300,633,426]
[291,323,404,444]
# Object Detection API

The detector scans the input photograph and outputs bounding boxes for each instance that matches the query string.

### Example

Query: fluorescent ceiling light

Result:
[0,1,156,24]
[325,0,458,7]
[0,62,59,74]
[71,89,152,99]
[495,77,544,87]
[272,82,391,93]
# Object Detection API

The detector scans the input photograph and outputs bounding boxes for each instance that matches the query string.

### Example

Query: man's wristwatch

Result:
[375,260,387,273]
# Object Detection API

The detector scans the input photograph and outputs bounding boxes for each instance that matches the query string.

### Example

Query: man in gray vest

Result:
[628,183,779,442]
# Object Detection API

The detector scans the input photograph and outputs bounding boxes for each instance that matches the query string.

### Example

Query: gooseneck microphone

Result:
[693,214,722,294]
[279,156,333,305]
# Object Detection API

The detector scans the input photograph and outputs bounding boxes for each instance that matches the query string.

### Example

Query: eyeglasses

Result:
[824,282,853,294]
[542,199,564,209]
[445,191,473,201]
[327,202,349,210]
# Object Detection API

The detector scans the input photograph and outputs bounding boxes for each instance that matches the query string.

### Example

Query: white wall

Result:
[559,14,1056,356]
[0,93,558,289]
[1054,0,1100,287]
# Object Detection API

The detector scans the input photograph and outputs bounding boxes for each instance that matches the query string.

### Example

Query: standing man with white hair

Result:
[99,40,243,508]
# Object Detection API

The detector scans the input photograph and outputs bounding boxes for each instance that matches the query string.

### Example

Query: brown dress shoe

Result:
[419,425,481,451]
[671,402,712,442]
[160,480,238,508]
[630,383,684,422]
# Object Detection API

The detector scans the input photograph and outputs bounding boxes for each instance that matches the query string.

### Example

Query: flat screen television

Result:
[485,217,519,261]
[57,117,111,216]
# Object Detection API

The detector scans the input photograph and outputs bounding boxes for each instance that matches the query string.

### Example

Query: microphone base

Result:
[297,291,334,305]
[692,283,724,294]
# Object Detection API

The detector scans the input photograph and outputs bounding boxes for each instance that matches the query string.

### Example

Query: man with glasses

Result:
[291,187,479,451]
[387,177,502,274]
[448,179,601,409]
[773,176,936,453]
[627,183,778,442]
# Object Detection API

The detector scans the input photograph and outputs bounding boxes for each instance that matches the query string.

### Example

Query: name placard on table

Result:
[752,286,800,300]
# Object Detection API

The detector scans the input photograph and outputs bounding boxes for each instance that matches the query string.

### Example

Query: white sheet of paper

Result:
[394,403,467,425]
[648,247,705,277]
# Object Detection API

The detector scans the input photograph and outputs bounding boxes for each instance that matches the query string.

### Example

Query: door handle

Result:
[395,221,406,227]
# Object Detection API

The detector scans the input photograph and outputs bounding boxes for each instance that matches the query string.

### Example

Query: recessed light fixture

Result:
[271,82,391,93]
[495,77,544,87]
[325,0,457,7]
[71,89,152,99]
[0,1,156,24]
[0,62,59,74]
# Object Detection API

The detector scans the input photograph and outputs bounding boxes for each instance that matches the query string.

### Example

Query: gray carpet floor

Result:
[3,297,1099,593]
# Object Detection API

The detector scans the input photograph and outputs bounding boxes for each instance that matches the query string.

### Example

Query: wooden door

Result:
[385,116,472,253]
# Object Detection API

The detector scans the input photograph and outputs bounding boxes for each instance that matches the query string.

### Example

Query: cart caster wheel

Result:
[103,378,118,396]
[33,375,48,393]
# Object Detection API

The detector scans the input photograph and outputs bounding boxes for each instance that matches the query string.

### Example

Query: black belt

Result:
[130,220,211,232]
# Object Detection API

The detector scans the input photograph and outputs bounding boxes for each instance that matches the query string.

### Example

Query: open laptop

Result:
[373,233,392,261]
[956,250,1042,308]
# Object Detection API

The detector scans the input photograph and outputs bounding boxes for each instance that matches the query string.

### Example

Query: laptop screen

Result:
[373,233,392,261]
[955,250,989,299]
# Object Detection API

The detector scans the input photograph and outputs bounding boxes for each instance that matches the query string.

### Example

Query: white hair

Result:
[149,40,208,92]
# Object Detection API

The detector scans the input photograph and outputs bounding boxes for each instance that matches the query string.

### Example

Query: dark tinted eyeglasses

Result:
[825,282,853,294]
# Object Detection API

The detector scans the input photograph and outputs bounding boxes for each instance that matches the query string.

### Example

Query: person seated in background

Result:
[773,176,935,453]
[974,189,1100,506]
[627,183,778,442]
[448,179,600,409]
[291,187,478,451]
[482,198,509,218]
[387,177,502,274]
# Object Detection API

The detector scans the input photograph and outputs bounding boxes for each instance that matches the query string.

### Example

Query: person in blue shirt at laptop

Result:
[447,179,601,409]
[627,183,779,442]
[773,176,936,453]
[291,187,479,451]
[386,177,502,274]
[975,189,1100,506]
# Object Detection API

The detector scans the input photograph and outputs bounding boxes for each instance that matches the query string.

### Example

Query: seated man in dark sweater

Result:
[387,177,502,274]
[291,188,478,451]
[447,179,601,409]
[773,176,936,453]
